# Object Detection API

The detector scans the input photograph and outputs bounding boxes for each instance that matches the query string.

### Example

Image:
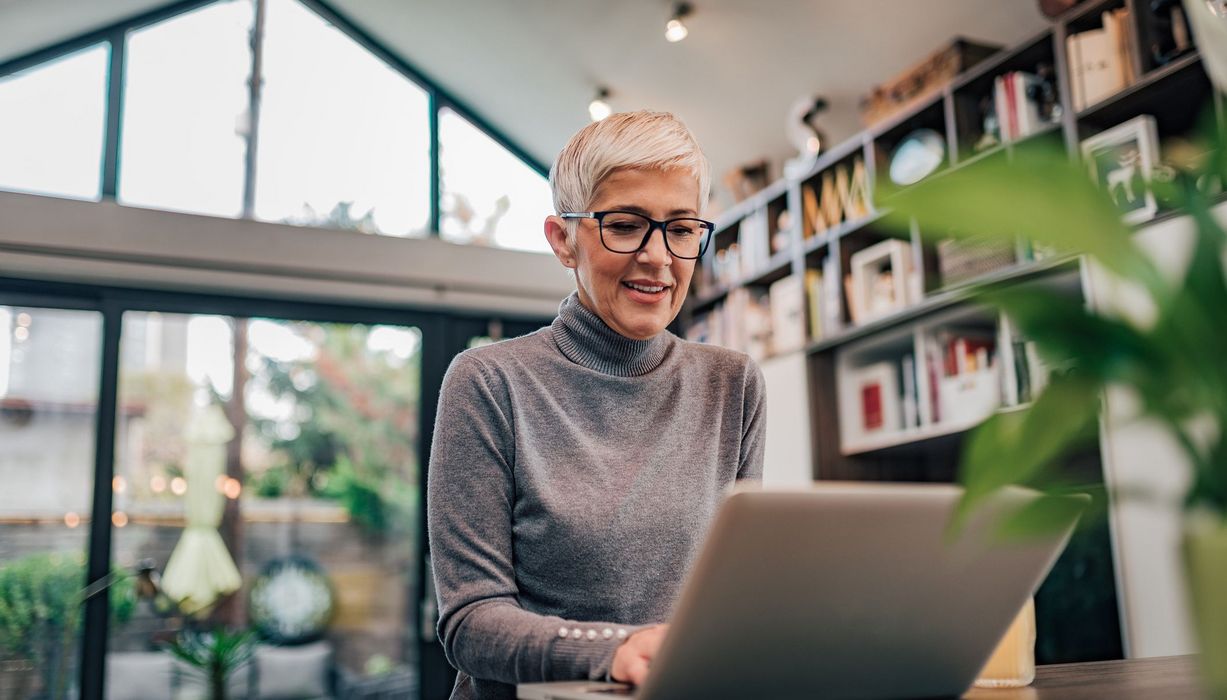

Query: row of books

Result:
[688,267,840,360]
[992,70,1058,142]
[1067,8,1137,112]
[705,209,773,291]
[685,288,773,361]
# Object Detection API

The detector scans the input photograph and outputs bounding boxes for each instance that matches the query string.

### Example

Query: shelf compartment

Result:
[951,30,1060,160]
[1075,51,1211,136]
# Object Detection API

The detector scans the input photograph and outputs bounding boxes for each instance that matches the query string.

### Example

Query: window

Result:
[0,307,103,697]
[254,0,431,236]
[110,311,422,693]
[439,107,554,253]
[0,45,109,200]
[118,1,254,218]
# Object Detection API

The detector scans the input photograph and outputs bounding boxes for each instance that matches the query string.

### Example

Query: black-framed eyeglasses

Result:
[560,210,715,260]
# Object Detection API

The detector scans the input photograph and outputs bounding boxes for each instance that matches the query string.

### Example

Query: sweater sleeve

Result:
[427,351,638,685]
[737,359,767,481]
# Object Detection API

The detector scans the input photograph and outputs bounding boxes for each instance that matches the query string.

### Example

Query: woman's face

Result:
[546,168,700,340]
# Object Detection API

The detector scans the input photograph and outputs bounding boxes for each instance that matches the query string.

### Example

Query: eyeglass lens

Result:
[599,213,712,258]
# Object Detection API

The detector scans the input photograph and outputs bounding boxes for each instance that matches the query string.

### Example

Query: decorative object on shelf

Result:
[849,238,915,322]
[722,159,770,202]
[248,556,335,645]
[859,38,1000,128]
[889,129,946,186]
[588,87,612,122]
[883,118,1227,698]
[1080,115,1160,224]
[802,156,872,236]
[784,95,829,178]
[1183,0,1227,91]
[664,2,692,43]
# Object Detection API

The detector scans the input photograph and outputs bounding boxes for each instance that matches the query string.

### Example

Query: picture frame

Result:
[1080,115,1160,224]
[849,238,914,323]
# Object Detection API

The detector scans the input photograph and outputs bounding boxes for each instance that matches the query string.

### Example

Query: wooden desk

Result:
[965,655,1203,699]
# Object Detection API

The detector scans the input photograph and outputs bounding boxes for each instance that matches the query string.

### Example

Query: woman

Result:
[428,110,765,700]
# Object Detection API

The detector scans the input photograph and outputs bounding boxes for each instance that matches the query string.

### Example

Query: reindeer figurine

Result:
[1105,148,1142,206]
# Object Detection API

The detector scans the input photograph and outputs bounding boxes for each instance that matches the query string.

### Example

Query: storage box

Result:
[937,236,1016,288]
[859,38,1001,128]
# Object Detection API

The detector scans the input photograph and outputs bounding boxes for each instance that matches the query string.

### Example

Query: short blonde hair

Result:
[549,111,711,239]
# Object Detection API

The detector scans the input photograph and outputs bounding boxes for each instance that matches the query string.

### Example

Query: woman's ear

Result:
[544,216,576,269]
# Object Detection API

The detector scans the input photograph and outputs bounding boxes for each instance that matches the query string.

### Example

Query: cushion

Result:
[106,651,175,700]
[254,641,331,699]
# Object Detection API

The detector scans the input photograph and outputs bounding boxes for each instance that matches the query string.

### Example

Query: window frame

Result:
[0,274,550,699]
[0,0,548,234]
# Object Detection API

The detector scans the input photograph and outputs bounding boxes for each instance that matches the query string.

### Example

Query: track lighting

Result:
[665,3,692,43]
[588,87,612,122]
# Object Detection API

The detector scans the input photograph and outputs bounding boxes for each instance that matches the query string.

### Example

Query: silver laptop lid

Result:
[634,483,1082,700]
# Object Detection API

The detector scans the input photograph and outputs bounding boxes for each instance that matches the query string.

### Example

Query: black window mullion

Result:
[78,298,123,700]
[430,92,442,235]
[100,29,127,199]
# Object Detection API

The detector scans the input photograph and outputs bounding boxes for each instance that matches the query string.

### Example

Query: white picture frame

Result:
[849,238,913,323]
[1080,115,1160,224]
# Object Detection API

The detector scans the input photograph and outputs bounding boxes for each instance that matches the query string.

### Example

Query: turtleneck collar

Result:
[550,292,674,377]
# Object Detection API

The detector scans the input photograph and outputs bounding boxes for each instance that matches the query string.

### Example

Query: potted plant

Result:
[883,21,1227,692]
[166,627,256,700]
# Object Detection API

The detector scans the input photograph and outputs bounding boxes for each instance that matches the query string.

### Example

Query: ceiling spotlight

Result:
[588,87,612,122]
[665,2,692,42]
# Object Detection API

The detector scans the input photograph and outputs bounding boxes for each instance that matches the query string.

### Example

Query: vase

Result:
[1183,0,1227,93]
[1184,516,1227,700]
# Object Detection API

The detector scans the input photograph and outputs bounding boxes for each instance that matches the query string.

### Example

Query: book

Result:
[769,275,807,355]
[1068,27,1127,111]
[804,268,824,342]
[850,361,902,434]
[901,353,919,429]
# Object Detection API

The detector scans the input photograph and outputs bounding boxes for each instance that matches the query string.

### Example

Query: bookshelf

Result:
[681,0,1226,665]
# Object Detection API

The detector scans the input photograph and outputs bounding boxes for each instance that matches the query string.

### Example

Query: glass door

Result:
[107,311,424,698]
[0,305,103,699]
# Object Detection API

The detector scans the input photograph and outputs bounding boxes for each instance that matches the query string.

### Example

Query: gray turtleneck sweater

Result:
[428,293,766,700]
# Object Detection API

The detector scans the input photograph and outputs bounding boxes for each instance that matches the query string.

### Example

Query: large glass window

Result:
[439,107,554,253]
[109,311,422,696]
[118,1,254,218]
[0,307,104,699]
[0,45,109,200]
[254,0,431,236]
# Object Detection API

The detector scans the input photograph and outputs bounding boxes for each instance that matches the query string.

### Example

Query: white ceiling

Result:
[0,0,1050,212]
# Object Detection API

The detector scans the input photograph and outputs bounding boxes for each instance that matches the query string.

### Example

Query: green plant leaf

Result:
[994,492,1092,540]
[955,373,1101,529]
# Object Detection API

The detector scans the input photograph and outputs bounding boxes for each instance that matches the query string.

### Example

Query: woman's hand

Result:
[610,624,669,686]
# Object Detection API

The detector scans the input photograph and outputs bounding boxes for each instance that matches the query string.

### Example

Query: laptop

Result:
[517,482,1084,700]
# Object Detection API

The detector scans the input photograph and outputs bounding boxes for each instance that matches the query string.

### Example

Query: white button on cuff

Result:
[616,628,628,640]
[558,627,569,638]
[571,628,583,640]
[602,628,614,639]
[586,629,598,641]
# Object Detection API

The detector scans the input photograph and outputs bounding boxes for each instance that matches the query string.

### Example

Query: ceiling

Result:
[0,0,1050,213]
